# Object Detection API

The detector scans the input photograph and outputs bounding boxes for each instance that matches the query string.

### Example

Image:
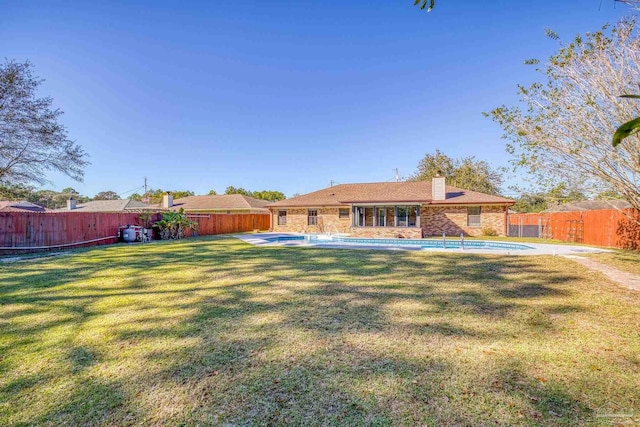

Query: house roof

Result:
[0,200,47,213]
[169,194,270,211]
[267,181,513,208]
[543,199,632,212]
[51,199,154,212]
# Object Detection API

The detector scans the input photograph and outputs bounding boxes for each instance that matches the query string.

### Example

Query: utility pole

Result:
[330,180,334,187]
[394,168,399,182]
[142,177,149,203]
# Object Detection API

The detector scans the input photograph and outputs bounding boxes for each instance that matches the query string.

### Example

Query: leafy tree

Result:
[487,18,640,211]
[94,191,121,200]
[0,184,89,207]
[0,183,34,200]
[595,189,626,200]
[171,190,195,199]
[0,60,89,186]
[29,189,88,208]
[61,187,78,194]
[207,189,217,195]
[138,189,194,204]
[512,184,586,213]
[224,186,285,201]
[27,189,58,209]
[410,150,503,195]
[251,190,286,201]
[546,183,586,205]
[146,189,167,202]
[224,186,252,197]
[512,193,548,213]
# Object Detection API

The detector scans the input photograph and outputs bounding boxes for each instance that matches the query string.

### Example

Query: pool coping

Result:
[235,233,612,256]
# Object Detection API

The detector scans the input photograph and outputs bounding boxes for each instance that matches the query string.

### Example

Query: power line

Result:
[117,185,144,198]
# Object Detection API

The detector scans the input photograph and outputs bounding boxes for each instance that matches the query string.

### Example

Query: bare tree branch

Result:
[0,60,89,186]
[487,18,640,211]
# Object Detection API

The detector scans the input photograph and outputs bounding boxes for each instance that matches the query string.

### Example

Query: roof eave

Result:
[428,200,515,205]
[267,203,346,208]
[338,199,429,204]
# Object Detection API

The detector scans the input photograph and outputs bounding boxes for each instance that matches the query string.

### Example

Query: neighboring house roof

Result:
[0,200,47,213]
[267,181,513,208]
[543,200,632,212]
[169,194,270,212]
[51,199,154,212]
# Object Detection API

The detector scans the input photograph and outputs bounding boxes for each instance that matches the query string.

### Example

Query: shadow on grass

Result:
[1,235,630,425]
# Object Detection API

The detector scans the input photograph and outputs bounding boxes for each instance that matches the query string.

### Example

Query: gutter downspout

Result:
[504,205,508,236]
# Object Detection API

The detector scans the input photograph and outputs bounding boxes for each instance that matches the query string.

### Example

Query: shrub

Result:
[617,210,640,251]
[481,227,499,237]
[154,208,197,240]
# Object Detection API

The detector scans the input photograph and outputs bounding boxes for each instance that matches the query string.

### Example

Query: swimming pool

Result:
[263,235,534,251]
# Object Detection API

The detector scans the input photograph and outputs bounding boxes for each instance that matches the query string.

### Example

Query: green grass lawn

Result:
[1,236,639,426]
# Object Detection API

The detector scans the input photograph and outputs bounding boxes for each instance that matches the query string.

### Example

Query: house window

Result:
[397,206,408,227]
[354,207,365,227]
[467,206,481,227]
[308,209,318,226]
[364,207,374,226]
[351,205,419,227]
[386,207,395,227]
[339,208,349,219]
[408,206,418,227]
[377,208,386,227]
[278,210,287,225]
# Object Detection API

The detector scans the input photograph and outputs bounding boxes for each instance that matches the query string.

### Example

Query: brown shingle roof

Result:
[0,200,47,212]
[170,194,270,212]
[51,199,154,212]
[267,181,513,208]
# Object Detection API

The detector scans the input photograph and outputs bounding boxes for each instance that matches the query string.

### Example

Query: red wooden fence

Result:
[0,212,271,253]
[186,213,271,236]
[508,209,640,249]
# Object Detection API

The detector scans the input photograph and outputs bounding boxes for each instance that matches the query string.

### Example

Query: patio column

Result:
[394,206,398,227]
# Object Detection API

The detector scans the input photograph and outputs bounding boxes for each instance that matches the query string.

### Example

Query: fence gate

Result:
[508,214,542,238]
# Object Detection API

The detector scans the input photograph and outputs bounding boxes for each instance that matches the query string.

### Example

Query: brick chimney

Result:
[67,197,77,210]
[432,175,446,201]
[162,192,173,208]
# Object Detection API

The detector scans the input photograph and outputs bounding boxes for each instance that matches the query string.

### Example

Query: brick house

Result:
[267,178,514,238]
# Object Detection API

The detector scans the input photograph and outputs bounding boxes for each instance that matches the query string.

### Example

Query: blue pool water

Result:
[265,235,533,251]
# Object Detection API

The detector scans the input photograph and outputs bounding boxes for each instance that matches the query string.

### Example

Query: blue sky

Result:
[1,1,632,198]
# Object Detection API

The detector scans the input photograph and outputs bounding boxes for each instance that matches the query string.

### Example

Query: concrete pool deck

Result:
[236,233,612,256]
[236,233,640,291]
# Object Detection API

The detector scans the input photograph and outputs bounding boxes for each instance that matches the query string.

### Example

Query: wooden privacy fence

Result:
[0,212,271,253]
[185,213,271,236]
[508,209,640,249]
[0,212,150,252]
